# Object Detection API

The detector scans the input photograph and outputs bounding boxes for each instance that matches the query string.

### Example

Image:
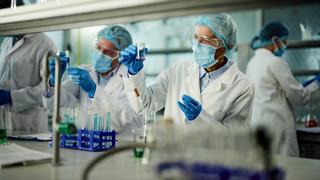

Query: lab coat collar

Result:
[7,34,35,55]
[23,34,36,38]
[255,48,275,57]
[202,61,238,93]
[97,64,121,84]
[219,61,237,85]
[199,60,231,80]
[184,61,238,101]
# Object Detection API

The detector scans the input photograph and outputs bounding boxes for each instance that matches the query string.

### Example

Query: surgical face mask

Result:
[274,44,287,57]
[92,51,113,73]
[192,42,221,68]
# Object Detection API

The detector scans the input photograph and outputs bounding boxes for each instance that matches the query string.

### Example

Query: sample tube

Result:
[106,112,111,132]
[136,42,146,61]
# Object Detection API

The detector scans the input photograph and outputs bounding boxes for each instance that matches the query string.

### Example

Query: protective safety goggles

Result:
[92,39,120,59]
[190,33,224,48]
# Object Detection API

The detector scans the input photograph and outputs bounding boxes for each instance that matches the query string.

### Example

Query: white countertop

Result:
[1,139,320,180]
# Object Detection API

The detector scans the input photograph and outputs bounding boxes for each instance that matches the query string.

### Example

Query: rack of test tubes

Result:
[58,112,117,152]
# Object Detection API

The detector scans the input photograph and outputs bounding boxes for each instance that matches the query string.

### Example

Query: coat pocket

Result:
[13,61,34,88]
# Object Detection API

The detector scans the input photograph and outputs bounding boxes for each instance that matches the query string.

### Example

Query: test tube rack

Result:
[59,129,117,151]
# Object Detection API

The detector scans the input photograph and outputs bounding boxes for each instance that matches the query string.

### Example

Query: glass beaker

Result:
[132,128,146,158]
[305,105,318,128]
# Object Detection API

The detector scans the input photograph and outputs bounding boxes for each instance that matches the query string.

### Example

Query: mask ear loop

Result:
[108,53,121,71]
[214,46,227,62]
[212,40,227,62]
[272,36,284,50]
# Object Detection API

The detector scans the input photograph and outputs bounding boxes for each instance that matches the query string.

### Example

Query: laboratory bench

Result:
[1,134,320,180]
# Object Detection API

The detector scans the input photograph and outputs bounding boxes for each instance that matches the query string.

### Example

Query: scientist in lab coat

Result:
[119,13,254,129]
[0,33,57,132]
[246,22,320,157]
[43,25,142,138]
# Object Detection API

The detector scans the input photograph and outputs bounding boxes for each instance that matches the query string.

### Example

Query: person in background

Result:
[119,13,254,130]
[246,22,320,157]
[0,2,57,133]
[43,25,142,139]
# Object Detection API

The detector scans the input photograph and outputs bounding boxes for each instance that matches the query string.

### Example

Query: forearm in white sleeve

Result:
[123,69,169,114]
[42,80,80,111]
[271,60,320,105]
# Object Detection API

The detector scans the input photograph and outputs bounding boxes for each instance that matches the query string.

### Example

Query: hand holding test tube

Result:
[119,43,148,75]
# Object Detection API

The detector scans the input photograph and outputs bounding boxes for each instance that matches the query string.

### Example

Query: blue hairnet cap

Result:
[97,25,132,50]
[250,36,260,50]
[252,22,289,49]
[194,13,238,60]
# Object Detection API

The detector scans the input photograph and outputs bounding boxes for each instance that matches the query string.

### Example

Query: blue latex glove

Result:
[49,54,69,86]
[67,67,96,98]
[0,89,12,106]
[303,75,320,87]
[118,44,148,75]
[177,94,202,121]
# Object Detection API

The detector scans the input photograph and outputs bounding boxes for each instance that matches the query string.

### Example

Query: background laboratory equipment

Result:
[132,111,156,158]
[305,112,318,128]
[144,111,156,128]
[0,129,7,144]
[150,122,285,180]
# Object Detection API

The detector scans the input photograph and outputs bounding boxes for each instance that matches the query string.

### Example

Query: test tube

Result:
[135,42,146,61]
[99,116,103,131]
[63,114,68,123]
[11,0,16,8]
[65,50,72,80]
[65,50,70,66]
[94,114,97,131]
[106,112,111,132]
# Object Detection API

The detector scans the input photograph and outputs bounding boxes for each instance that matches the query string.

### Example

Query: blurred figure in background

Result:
[0,1,57,133]
[120,13,254,129]
[246,22,320,157]
[43,25,142,139]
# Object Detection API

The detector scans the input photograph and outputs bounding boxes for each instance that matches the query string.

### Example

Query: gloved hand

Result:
[48,53,69,86]
[118,44,148,75]
[303,75,320,87]
[177,94,202,121]
[0,89,12,106]
[67,67,96,98]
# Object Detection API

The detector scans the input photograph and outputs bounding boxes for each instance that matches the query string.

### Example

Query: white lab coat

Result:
[123,61,254,130]
[0,33,57,133]
[246,48,320,157]
[43,64,142,139]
